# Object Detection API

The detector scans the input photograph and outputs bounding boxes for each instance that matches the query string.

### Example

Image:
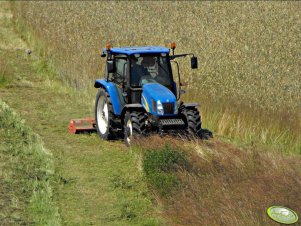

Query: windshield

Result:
[130,55,172,87]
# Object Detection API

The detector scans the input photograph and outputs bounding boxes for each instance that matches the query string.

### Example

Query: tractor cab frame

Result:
[105,51,175,105]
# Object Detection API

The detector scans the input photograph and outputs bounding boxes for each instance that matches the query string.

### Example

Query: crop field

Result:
[12,2,300,111]
[11,1,301,153]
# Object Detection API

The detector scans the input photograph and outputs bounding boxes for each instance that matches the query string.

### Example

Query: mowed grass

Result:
[0,4,163,224]
[0,48,161,226]
[0,4,59,225]
[11,1,301,153]
[0,101,60,225]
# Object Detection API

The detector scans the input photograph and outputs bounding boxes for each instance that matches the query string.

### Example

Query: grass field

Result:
[1,1,301,225]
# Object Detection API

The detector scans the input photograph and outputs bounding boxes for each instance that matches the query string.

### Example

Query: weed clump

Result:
[143,145,189,196]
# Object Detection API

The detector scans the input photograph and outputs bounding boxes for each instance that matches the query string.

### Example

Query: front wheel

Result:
[124,111,146,146]
[181,107,213,139]
[95,88,114,140]
[181,107,204,138]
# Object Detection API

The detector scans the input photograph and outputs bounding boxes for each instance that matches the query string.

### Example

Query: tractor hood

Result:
[141,83,177,116]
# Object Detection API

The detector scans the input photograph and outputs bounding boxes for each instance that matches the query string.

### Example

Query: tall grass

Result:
[137,136,301,226]
[11,2,301,152]
[189,94,301,153]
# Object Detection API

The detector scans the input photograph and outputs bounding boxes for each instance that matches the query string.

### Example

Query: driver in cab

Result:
[131,57,156,86]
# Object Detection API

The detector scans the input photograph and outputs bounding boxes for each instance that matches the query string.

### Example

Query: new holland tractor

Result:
[94,42,211,145]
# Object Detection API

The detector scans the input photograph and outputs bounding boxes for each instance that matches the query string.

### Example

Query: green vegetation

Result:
[0,61,7,87]
[0,3,60,224]
[0,100,60,225]
[0,74,7,87]
[143,146,189,196]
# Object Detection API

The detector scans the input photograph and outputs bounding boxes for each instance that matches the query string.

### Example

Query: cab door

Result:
[113,55,128,106]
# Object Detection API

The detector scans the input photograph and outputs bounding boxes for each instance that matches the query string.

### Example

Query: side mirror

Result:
[107,60,115,73]
[191,56,198,69]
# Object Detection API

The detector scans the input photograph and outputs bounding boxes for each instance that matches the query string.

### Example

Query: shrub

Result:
[143,145,189,196]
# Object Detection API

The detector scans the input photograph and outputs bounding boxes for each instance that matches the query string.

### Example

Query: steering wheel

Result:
[139,75,157,86]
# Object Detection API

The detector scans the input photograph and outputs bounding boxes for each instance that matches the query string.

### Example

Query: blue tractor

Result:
[94,43,211,145]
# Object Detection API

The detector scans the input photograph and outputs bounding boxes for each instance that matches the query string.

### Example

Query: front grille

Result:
[163,103,174,114]
[161,119,185,126]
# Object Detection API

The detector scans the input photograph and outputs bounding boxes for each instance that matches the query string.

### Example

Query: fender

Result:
[182,103,200,108]
[120,104,144,118]
[183,103,200,108]
[94,79,122,116]
[172,81,177,97]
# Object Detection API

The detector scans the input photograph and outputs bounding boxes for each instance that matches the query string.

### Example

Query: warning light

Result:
[170,41,176,50]
[106,43,111,51]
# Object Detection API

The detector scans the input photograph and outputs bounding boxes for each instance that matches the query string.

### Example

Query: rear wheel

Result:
[124,111,146,146]
[95,88,114,140]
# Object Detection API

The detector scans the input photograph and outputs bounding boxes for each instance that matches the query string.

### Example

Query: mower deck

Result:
[69,117,96,134]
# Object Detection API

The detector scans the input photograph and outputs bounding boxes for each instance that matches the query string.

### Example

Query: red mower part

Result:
[69,117,96,134]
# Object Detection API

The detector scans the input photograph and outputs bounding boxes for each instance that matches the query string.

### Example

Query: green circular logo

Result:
[267,206,298,224]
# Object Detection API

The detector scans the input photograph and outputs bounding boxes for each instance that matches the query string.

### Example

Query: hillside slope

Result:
[1,2,301,226]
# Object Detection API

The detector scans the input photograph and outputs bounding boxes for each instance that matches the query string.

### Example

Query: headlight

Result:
[157,100,164,115]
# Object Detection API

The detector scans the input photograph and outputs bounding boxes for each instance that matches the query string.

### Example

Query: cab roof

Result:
[103,46,170,55]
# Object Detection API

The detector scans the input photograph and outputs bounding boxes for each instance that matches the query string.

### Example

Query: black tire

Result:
[124,111,146,146]
[95,88,114,140]
[181,107,202,137]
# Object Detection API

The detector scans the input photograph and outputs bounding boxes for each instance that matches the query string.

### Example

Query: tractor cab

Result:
[103,46,175,105]
[94,43,211,146]
[130,54,173,90]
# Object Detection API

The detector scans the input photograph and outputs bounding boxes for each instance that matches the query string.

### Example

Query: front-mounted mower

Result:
[93,42,212,145]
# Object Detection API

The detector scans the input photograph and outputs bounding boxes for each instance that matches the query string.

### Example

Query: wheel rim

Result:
[97,96,108,134]
[126,118,133,145]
